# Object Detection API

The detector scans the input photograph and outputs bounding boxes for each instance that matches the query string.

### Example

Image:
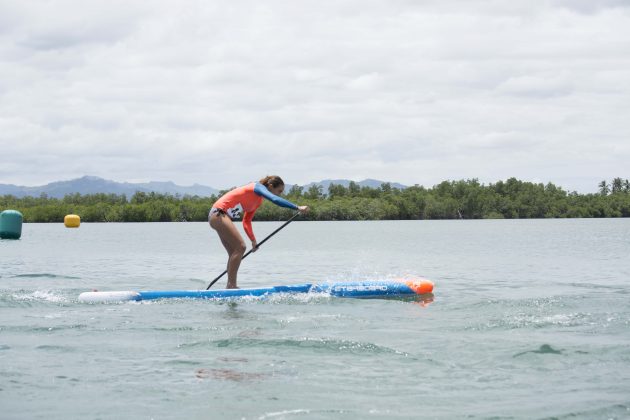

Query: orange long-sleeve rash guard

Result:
[211,182,298,242]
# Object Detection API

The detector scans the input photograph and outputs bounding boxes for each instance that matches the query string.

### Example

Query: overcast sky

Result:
[1,1,629,192]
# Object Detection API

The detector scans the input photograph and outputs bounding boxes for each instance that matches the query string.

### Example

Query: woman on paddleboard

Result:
[209,176,309,289]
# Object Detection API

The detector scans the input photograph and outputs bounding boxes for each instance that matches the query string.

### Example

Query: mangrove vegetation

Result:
[2,177,629,222]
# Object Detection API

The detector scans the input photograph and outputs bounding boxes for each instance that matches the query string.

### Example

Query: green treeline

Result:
[2,177,630,223]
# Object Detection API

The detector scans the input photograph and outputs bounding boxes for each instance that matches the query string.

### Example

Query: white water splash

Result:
[12,290,68,304]
[258,409,311,419]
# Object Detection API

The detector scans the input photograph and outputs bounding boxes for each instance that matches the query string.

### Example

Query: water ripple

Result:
[205,337,411,356]
[12,273,82,280]
[540,403,630,419]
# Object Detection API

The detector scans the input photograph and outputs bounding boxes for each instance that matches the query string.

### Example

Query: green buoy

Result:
[0,210,23,239]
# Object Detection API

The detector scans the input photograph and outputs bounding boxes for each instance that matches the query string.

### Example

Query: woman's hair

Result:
[259,175,285,188]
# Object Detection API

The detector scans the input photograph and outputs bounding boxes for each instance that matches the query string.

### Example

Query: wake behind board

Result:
[78,279,434,303]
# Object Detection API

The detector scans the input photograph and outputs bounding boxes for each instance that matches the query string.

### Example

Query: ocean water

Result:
[1,219,629,419]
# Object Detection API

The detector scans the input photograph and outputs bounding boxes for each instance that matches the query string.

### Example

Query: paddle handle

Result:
[206,212,300,289]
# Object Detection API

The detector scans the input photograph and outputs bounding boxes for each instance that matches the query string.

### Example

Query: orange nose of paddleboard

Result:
[404,278,434,294]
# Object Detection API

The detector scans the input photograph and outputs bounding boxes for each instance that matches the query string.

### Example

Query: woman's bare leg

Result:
[218,235,239,286]
[210,213,246,288]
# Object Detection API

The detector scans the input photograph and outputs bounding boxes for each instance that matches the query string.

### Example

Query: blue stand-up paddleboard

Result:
[78,279,434,303]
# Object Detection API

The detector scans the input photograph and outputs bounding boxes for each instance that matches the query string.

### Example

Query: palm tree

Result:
[612,177,624,194]
[598,180,610,196]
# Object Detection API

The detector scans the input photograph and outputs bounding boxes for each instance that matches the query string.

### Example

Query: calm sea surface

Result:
[1,219,629,419]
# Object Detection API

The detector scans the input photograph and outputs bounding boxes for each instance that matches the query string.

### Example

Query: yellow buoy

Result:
[64,214,81,228]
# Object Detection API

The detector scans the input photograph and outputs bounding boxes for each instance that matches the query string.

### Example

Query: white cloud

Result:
[346,73,382,90]
[0,0,629,192]
[497,75,574,97]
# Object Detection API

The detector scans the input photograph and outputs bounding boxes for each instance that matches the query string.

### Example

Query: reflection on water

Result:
[222,301,243,319]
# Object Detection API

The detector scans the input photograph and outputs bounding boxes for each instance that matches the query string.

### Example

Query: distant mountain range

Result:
[0,176,407,198]
[0,176,221,198]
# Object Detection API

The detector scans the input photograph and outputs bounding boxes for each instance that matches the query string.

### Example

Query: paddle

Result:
[206,212,301,289]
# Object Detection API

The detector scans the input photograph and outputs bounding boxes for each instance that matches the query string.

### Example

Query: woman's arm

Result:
[242,210,257,248]
[253,183,298,209]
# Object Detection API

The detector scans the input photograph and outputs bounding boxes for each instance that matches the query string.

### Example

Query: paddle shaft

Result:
[206,212,300,289]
